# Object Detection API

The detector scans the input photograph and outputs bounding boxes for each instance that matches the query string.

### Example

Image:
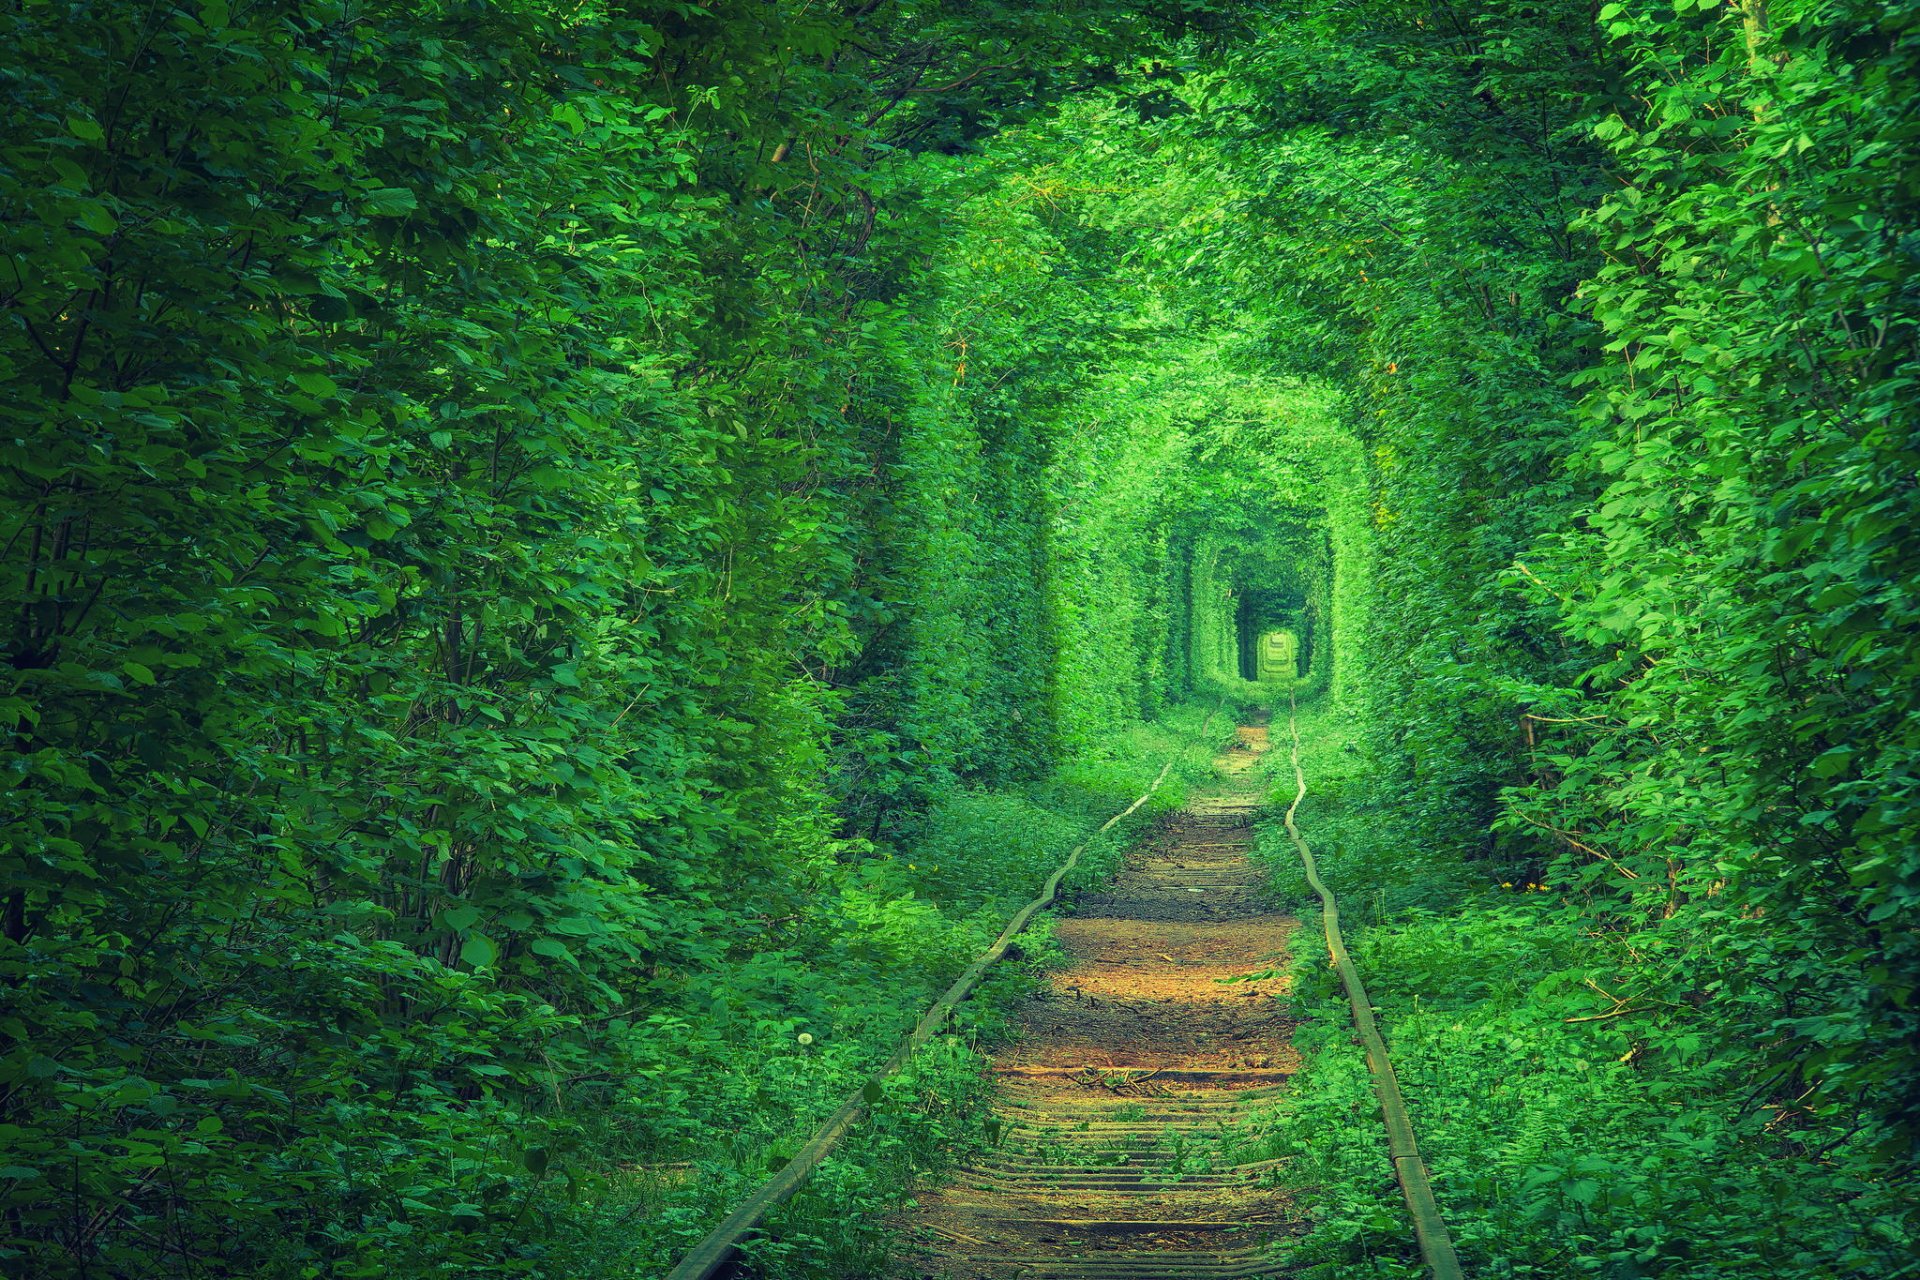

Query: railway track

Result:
[894,721,1302,1280]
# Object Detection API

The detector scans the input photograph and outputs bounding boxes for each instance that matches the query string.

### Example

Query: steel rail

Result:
[662,704,1223,1280]
[1280,690,1465,1280]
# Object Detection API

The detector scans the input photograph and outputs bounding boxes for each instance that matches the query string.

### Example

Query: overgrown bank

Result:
[1249,695,1914,1279]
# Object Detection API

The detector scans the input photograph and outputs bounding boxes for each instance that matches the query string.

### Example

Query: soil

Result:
[890,720,1303,1280]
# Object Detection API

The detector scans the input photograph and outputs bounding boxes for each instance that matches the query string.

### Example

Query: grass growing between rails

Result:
[1244,698,1915,1280]
[614,701,1233,1278]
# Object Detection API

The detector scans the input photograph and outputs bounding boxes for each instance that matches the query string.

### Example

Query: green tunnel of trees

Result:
[1,1,1914,1277]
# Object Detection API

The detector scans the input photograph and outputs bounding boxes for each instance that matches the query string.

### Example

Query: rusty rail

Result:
[1280,690,1465,1280]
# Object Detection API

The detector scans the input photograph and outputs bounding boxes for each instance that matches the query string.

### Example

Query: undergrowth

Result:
[1245,697,1915,1280]
[613,700,1232,1278]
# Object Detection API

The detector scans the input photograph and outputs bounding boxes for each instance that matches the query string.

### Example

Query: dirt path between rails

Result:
[892,718,1303,1280]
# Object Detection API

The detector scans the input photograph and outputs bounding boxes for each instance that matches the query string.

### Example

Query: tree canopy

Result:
[2,1,1913,1276]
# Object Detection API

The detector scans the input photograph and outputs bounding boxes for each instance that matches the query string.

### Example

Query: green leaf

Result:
[290,371,338,398]
[443,904,483,931]
[1809,748,1853,779]
[308,294,354,323]
[74,202,117,235]
[459,934,498,969]
[363,187,418,216]
[529,938,575,965]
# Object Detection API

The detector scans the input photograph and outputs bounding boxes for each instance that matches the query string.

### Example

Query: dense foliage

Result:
[1216,1,1919,1275]
[2,0,1912,1277]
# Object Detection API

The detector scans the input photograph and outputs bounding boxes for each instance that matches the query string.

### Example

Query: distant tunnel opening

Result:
[1183,517,1337,699]
[1234,583,1314,682]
